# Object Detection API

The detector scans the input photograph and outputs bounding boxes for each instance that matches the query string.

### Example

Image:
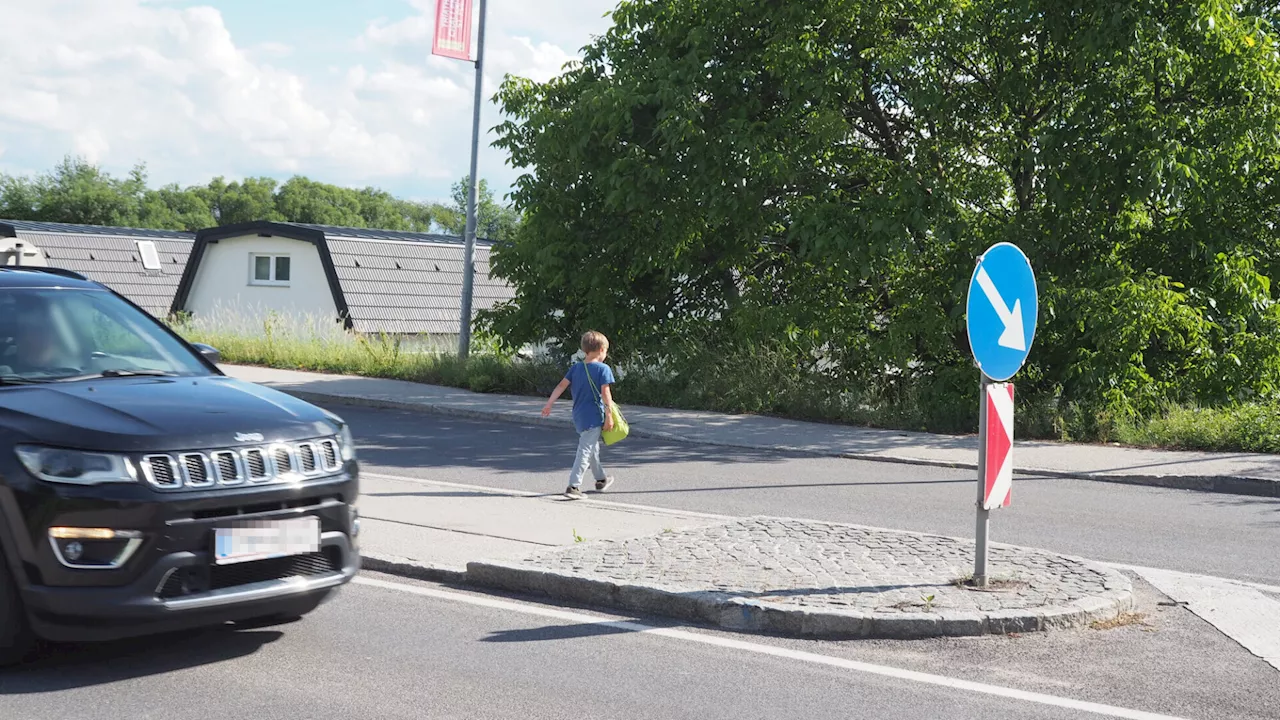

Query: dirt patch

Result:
[1090,612,1151,631]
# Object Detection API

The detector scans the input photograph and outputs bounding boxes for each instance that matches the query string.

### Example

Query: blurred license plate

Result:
[214,516,321,565]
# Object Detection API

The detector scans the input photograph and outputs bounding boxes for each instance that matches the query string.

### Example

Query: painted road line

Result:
[354,576,1191,720]
[1128,566,1280,672]
[362,471,734,521]
[1101,562,1280,596]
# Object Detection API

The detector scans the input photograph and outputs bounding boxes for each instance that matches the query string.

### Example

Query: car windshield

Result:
[0,287,209,382]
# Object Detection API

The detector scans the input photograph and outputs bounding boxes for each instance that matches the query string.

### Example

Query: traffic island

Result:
[466,516,1134,639]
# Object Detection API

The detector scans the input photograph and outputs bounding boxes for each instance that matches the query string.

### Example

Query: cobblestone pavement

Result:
[530,517,1120,612]
[468,517,1134,637]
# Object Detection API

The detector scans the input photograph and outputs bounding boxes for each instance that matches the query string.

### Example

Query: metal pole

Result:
[973,372,991,587]
[458,0,488,359]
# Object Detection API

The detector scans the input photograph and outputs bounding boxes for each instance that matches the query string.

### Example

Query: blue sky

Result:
[0,0,617,203]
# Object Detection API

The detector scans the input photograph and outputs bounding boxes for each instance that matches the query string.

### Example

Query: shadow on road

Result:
[481,622,638,643]
[339,404,993,491]
[0,627,282,693]
[341,405,814,475]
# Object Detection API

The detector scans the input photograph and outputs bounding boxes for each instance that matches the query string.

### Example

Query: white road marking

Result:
[354,576,1191,720]
[1125,566,1280,672]
[1101,562,1280,595]
[362,471,733,520]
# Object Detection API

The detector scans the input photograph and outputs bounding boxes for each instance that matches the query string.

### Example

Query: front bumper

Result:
[0,462,360,643]
[25,533,358,642]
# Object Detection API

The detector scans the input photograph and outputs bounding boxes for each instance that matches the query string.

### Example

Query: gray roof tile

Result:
[12,230,193,317]
[327,237,513,335]
[287,222,495,246]
[0,219,194,240]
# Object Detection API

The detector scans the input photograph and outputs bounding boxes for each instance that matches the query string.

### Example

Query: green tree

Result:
[138,184,216,231]
[274,176,368,227]
[486,0,1280,429]
[0,157,215,230]
[1,159,488,239]
[272,176,443,231]
[196,176,284,225]
[0,157,145,226]
[438,175,521,241]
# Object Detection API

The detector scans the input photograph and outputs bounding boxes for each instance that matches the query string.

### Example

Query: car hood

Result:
[0,375,342,452]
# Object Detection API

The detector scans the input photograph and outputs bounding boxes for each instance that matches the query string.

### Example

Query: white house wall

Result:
[183,234,339,323]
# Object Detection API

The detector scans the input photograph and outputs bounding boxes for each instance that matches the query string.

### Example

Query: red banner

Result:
[432,0,473,61]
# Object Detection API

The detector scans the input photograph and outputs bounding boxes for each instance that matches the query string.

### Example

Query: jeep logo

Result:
[234,432,265,443]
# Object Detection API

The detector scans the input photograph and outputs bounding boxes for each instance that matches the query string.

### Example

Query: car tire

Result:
[0,551,35,666]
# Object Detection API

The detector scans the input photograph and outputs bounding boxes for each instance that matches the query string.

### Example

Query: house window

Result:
[250,254,291,286]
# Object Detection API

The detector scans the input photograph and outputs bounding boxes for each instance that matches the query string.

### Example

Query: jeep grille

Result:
[141,438,343,490]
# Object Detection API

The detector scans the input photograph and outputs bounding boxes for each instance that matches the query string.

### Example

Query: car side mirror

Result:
[191,343,221,365]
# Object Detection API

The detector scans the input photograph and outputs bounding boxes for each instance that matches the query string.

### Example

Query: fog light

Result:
[63,541,84,562]
[48,528,143,569]
[350,506,361,538]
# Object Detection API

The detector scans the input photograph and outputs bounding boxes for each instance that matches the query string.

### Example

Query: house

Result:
[0,220,194,318]
[171,221,513,339]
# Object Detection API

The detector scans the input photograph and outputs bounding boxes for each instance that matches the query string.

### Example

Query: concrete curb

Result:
[358,522,1135,641]
[273,387,1280,498]
[460,558,1134,640]
[361,552,467,585]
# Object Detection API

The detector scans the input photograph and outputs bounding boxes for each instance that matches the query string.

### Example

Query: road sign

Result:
[966,243,1038,381]
[983,382,1013,510]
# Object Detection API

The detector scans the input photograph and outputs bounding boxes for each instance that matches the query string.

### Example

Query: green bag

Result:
[583,360,629,445]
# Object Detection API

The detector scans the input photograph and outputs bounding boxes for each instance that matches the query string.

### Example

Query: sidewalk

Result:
[226,364,1280,496]
[355,472,1134,639]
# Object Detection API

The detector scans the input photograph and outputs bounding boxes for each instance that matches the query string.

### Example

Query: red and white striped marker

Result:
[983,382,1014,510]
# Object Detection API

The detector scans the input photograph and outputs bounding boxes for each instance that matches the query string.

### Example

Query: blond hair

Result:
[580,330,609,354]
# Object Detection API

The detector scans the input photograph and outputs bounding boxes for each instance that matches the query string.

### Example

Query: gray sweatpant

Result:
[569,426,607,488]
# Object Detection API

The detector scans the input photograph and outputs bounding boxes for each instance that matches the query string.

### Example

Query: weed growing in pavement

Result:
[572,529,585,543]
[921,594,936,612]
[952,574,1028,592]
[1089,612,1151,631]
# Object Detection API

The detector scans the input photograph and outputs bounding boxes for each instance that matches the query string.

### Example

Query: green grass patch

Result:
[1111,403,1280,453]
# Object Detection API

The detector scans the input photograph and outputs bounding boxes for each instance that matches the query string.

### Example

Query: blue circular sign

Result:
[965,242,1038,381]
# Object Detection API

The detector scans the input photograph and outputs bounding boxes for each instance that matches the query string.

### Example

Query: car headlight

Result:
[338,424,356,462]
[16,446,138,485]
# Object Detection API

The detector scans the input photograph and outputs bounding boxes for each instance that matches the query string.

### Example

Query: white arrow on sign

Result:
[975,266,1026,352]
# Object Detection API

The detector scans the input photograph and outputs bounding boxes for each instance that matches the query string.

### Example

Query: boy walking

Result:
[541,331,617,499]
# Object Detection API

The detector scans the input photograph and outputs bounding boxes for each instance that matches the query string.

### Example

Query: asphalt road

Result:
[338,405,1280,586]
[3,574,1275,720]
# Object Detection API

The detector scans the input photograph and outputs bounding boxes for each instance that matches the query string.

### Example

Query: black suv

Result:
[0,267,359,662]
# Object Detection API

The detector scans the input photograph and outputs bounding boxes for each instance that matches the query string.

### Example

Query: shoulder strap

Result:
[582,360,601,400]
[581,361,606,420]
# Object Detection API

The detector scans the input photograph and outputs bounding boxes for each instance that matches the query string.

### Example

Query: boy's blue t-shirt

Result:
[565,361,616,432]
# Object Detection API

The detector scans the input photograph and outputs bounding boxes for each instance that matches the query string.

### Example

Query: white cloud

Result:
[0,0,616,201]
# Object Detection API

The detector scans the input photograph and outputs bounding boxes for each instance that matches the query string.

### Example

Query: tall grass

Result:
[171,303,564,396]
[170,303,1280,453]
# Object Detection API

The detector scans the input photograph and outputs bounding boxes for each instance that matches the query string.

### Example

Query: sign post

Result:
[965,242,1037,586]
[432,0,488,359]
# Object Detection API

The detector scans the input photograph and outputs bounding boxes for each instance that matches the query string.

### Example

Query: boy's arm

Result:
[601,384,615,430]
[541,378,571,417]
